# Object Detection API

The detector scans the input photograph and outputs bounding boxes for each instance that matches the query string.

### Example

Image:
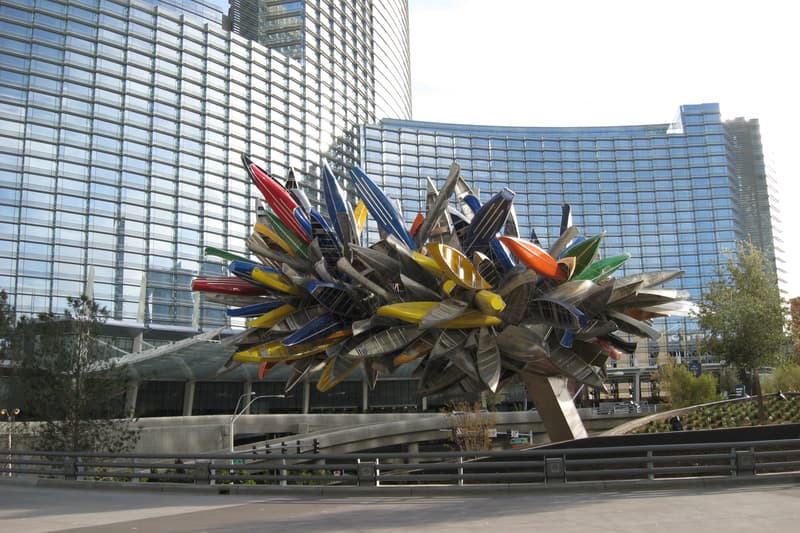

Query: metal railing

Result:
[3,437,800,489]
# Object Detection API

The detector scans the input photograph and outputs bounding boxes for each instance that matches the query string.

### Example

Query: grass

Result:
[632,394,800,433]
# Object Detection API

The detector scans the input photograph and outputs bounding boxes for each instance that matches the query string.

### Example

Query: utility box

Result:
[545,457,565,483]
[357,461,377,486]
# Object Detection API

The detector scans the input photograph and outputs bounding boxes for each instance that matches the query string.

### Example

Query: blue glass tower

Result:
[360,104,743,369]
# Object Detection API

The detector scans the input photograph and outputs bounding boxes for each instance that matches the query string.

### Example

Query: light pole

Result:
[229,395,285,453]
[1,408,20,477]
[233,391,256,418]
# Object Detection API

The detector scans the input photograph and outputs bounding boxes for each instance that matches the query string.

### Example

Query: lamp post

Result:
[233,391,256,418]
[229,395,285,453]
[1,408,20,477]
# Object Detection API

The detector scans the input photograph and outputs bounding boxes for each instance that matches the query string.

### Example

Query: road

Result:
[1,481,798,532]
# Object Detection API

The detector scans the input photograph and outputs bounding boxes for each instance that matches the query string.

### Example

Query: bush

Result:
[762,364,800,393]
[658,363,721,409]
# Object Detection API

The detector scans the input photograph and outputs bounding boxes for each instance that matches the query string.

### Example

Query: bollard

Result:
[736,449,755,477]
[64,456,77,481]
[545,456,565,484]
[194,461,212,485]
[356,460,377,487]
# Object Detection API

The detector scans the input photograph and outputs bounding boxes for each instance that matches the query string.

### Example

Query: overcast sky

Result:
[408,0,800,297]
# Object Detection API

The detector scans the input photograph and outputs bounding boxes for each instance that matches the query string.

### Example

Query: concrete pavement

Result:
[1,480,799,532]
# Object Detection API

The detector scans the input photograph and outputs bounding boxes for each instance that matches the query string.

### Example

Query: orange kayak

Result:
[497,236,565,279]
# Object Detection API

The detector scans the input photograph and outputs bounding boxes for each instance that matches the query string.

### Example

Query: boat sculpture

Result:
[191,159,696,442]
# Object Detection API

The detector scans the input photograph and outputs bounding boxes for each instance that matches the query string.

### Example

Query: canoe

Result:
[307,280,365,318]
[242,155,311,243]
[476,327,501,392]
[354,199,368,238]
[547,226,579,258]
[560,232,604,276]
[270,304,328,333]
[322,162,359,246]
[280,313,347,346]
[430,329,469,359]
[205,246,253,264]
[426,242,492,290]
[262,212,310,259]
[497,236,564,279]
[345,325,427,358]
[472,289,506,316]
[350,165,416,251]
[309,208,343,273]
[254,219,300,258]
[573,253,631,282]
[418,298,469,328]
[454,174,478,220]
[284,168,313,215]
[191,277,268,296]
[377,301,501,328]
[409,212,424,237]
[250,265,303,295]
[528,297,588,329]
[414,167,458,248]
[317,356,360,392]
[489,238,516,273]
[461,187,515,256]
[393,331,437,366]
[245,303,297,328]
[226,300,286,317]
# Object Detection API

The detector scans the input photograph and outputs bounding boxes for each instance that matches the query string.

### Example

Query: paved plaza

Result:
[1,481,799,532]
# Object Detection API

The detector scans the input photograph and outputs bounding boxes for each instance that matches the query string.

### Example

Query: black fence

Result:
[3,437,800,488]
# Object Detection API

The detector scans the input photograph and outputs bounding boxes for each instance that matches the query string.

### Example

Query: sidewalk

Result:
[1,479,798,532]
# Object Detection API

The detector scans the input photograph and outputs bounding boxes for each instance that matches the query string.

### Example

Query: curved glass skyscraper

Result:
[360,104,750,365]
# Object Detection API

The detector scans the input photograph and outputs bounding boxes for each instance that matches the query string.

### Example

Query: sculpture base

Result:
[522,374,588,442]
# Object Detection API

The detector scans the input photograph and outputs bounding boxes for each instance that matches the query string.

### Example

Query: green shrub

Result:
[659,363,721,409]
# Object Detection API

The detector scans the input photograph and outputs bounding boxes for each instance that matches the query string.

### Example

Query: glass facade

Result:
[0,0,411,330]
[359,104,744,362]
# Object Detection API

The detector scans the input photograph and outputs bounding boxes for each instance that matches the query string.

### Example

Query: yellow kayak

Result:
[254,220,298,257]
[317,356,360,392]
[354,199,368,237]
[250,266,303,295]
[411,251,447,279]
[426,243,492,290]
[233,331,350,363]
[245,303,296,328]
[377,301,502,328]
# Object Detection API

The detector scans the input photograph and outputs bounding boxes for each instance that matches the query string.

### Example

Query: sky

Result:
[407,0,800,298]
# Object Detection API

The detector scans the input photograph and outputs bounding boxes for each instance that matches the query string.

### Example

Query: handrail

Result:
[2,436,799,488]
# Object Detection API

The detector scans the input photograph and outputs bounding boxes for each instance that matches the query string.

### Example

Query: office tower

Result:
[0,0,410,326]
[725,117,783,286]
[360,104,745,371]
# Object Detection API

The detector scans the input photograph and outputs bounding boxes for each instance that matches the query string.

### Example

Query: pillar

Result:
[124,381,138,418]
[242,382,253,413]
[633,372,641,403]
[183,381,196,416]
[302,380,310,414]
[362,377,369,412]
[522,374,588,442]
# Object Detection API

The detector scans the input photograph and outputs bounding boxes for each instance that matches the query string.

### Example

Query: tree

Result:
[0,290,14,360]
[697,241,787,421]
[12,295,139,453]
[654,362,720,409]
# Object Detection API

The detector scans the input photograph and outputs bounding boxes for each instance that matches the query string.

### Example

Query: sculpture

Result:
[191,156,694,441]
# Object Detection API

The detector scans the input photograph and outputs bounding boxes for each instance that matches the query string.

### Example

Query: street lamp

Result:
[229,395,285,453]
[1,408,20,477]
[233,391,256,417]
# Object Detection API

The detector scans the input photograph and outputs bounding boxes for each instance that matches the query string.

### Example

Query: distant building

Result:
[0,1,781,413]
[725,117,783,288]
